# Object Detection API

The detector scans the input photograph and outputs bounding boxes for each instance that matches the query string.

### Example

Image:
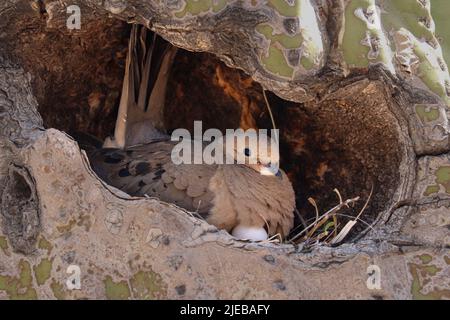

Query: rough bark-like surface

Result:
[0,1,449,299]
[0,128,448,299]
[0,2,128,141]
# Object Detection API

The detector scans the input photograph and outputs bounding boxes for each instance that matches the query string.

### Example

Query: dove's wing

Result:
[89,139,217,217]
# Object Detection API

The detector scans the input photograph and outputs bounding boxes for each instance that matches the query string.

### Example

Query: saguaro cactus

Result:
[0,0,449,300]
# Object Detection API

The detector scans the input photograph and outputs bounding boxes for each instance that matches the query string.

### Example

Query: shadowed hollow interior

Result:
[3,13,403,242]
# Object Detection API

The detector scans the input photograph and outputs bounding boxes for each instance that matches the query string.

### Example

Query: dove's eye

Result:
[244,148,251,157]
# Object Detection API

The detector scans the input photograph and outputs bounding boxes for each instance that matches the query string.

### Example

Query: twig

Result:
[330,185,373,244]
[290,196,360,242]
[294,207,308,230]
[308,197,320,226]
[262,89,278,143]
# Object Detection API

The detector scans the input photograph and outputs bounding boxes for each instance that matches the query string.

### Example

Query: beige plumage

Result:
[88,138,295,240]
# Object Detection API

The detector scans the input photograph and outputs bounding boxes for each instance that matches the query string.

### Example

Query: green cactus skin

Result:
[343,0,395,73]
[342,0,450,106]
[175,0,228,18]
[256,0,324,79]
[431,0,450,68]
[172,0,450,107]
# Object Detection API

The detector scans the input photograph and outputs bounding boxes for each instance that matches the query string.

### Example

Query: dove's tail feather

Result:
[110,24,178,149]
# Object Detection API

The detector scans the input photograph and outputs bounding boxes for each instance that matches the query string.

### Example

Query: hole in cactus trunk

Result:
[6,13,404,246]
[1,166,40,254]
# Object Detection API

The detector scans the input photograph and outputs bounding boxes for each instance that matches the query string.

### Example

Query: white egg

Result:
[231,225,268,241]
[259,166,277,176]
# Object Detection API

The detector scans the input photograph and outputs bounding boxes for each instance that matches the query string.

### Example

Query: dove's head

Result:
[223,130,281,177]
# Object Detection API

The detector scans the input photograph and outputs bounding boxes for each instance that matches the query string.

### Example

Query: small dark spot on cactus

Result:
[175,284,186,295]
[283,18,299,35]
[263,254,275,264]
[418,17,431,29]
[162,235,170,246]
[417,0,429,8]
[445,80,450,96]
[274,280,286,291]
[438,57,446,72]
[426,38,438,49]
[287,49,300,67]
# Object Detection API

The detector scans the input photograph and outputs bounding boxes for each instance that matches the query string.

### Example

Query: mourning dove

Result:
[89,24,295,240]
[88,134,295,241]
